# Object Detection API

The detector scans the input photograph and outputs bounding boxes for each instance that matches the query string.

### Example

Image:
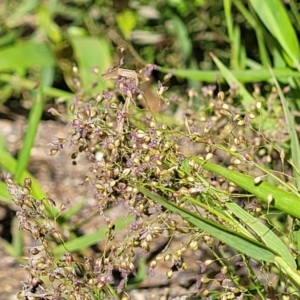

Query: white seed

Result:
[233,159,241,165]
[253,176,262,185]
[267,194,273,204]
[205,153,213,161]
[256,101,262,110]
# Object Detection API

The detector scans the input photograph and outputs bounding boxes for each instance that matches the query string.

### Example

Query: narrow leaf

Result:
[270,68,300,190]
[227,202,296,269]
[192,157,300,219]
[159,67,299,83]
[210,52,255,107]
[249,0,300,69]
[138,186,276,262]
[15,68,49,181]
[54,215,134,255]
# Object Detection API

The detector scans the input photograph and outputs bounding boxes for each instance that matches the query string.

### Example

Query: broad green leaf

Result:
[0,42,55,72]
[70,36,112,94]
[138,186,276,262]
[54,215,134,255]
[227,202,296,269]
[249,0,300,69]
[192,157,300,219]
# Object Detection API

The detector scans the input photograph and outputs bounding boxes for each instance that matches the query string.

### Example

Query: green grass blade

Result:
[224,0,240,69]
[249,0,300,69]
[227,202,296,269]
[11,216,24,257]
[270,68,300,190]
[159,67,299,83]
[54,215,135,255]
[210,52,255,107]
[224,0,233,44]
[0,73,73,100]
[0,217,23,258]
[170,14,192,63]
[70,36,112,94]
[0,41,55,71]
[15,67,50,181]
[192,157,300,219]
[5,0,39,26]
[60,201,85,221]
[274,256,300,290]
[138,187,276,262]
[0,180,12,203]
[0,147,45,200]
[0,238,19,257]
[233,0,270,67]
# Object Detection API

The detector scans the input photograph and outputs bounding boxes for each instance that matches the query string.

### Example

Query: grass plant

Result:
[0,0,300,299]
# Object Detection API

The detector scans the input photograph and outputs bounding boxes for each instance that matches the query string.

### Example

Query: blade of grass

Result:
[214,143,300,196]
[227,202,296,269]
[0,217,23,258]
[269,68,300,190]
[60,201,85,222]
[158,67,298,83]
[249,0,300,70]
[224,0,240,69]
[139,186,300,289]
[0,73,73,100]
[210,52,255,107]
[15,67,51,181]
[183,194,256,240]
[233,0,271,67]
[5,0,39,26]
[0,74,74,99]
[290,0,300,31]
[0,147,59,218]
[274,256,300,290]
[138,186,276,262]
[192,157,300,219]
[11,216,23,257]
[0,180,12,203]
[170,14,192,63]
[54,215,135,255]
[0,147,45,200]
